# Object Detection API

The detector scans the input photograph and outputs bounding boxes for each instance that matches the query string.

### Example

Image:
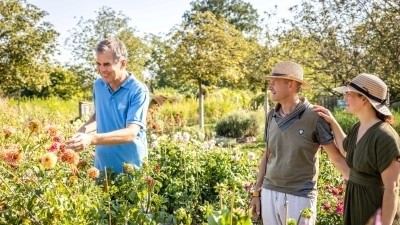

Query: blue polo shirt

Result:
[93,73,149,173]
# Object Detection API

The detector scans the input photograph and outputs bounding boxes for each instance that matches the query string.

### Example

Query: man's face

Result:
[95,50,125,85]
[268,78,293,102]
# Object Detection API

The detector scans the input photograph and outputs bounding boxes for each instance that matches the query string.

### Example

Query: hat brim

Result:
[263,75,311,89]
[333,86,392,116]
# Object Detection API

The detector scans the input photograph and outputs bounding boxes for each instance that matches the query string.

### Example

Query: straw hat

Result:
[264,61,310,88]
[333,73,391,116]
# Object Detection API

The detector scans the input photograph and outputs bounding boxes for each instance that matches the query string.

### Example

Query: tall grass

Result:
[2,97,80,128]
[156,88,258,126]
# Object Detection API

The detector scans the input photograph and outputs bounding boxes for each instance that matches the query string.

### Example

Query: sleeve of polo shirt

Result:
[126,88,149,128]
[316,116,334,145]
[92,85,96,112]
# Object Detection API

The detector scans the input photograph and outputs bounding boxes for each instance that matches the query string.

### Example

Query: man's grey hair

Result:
[95,37,128,63]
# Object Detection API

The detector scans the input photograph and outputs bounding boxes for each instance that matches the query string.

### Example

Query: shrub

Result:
[215,110,260,138]
[332,110,358,134]
[249,92,265,110]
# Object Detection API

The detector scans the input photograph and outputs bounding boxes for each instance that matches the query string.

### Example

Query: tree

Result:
[0,0,58,97]
[164,12,252,129]
[22,66,83,100]
[233,39,268,92]
[184,0,261,34]
[65,6,150,82]
[146,35,184,90]
[277,0,400,100]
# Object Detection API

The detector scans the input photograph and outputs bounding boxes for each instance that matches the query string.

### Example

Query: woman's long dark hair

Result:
[374,108,394,126]
[356,92,394,125]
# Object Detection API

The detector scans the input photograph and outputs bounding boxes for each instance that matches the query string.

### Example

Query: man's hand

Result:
[66,133,93,151]
[250,196,261,220]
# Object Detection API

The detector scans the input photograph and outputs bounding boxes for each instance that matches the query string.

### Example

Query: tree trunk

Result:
[264,82,270,117]
[198,79,204,130]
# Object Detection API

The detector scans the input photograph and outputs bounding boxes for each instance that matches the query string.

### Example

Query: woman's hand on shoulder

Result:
[313,105,334,124]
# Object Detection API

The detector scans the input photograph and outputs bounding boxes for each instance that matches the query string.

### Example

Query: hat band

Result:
[349,82,387,105]
[272,73,289,77]
[272,73,301,79]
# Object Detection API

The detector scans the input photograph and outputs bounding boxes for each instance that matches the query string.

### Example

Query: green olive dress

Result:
[343,121,400,225]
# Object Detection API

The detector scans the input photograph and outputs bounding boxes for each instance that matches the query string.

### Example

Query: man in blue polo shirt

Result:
[66,37,150,174]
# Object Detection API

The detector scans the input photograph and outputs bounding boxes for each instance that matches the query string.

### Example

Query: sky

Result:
[27,0,301,63]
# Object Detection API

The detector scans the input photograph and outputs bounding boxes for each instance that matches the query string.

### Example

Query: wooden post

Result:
[79,101,93,117]
[285,200,289,225]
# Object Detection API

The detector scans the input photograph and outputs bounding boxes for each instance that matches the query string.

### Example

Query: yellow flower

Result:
[40,153,57,169]
[88,167,100,179]
[70,175,78,183]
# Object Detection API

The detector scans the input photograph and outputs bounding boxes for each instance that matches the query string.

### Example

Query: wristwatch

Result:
[251,187,261,197]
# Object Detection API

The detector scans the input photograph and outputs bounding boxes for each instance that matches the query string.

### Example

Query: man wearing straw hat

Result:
[250,61,349,224]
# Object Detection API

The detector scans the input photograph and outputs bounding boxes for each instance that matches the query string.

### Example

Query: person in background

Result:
[66,37,150,174]
[250,61,349,225]
[314,73,400,225]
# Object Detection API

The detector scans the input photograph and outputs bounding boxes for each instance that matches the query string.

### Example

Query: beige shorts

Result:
[261,188,317,225]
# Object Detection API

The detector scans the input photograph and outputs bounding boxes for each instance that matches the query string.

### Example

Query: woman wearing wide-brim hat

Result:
[314,73,400,225]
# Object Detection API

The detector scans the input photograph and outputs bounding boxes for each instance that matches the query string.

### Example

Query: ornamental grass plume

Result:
[40,152,58,169]
[60,149,80,165]
[87,167,100,179]
[28,119,41,133]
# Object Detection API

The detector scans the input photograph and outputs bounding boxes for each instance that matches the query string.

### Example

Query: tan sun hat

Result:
[333,73,391,116]
[264,61,310,89]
